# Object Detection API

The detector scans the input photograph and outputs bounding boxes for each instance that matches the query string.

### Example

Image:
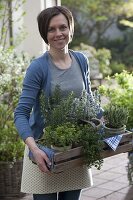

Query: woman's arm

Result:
[14,60,51,173]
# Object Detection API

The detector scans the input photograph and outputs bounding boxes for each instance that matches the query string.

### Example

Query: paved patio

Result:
[7,152,133,200]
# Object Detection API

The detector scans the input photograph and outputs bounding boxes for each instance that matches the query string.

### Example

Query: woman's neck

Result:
[48,47,72,69]
[49,46,69,60]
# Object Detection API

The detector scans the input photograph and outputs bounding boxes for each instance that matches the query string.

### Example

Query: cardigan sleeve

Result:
[14,60,43,141]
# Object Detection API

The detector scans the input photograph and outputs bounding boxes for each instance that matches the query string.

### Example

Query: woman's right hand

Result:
[25,137,51,173]
[32,147,51,173]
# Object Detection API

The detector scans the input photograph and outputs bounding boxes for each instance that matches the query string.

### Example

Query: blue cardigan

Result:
[14,50,97,141]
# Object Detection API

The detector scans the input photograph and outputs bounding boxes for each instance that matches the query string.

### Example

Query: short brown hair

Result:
[37,6,74,44]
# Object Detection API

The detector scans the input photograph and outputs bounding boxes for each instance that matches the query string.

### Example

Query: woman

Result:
[14,6,98,200]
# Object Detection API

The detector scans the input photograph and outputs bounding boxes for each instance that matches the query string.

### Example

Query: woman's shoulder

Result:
[28,52,49,73]
[69,49,88,61]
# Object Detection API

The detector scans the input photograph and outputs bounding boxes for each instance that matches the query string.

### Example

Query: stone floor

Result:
[4,153,133,200]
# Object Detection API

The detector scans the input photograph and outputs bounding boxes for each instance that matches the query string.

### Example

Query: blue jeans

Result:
[33,189,81,200]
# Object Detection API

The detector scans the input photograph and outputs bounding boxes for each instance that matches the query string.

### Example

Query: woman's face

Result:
[47,13,71,50]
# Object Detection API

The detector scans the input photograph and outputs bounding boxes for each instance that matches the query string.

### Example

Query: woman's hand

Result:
[32,147,51,173]
[25,137,51,173]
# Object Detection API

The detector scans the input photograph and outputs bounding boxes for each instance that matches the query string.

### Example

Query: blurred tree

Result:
[0,0,26,49]
[62,0,133,46]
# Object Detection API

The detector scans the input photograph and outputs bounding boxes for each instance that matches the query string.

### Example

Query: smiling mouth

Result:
[54,38,65,41]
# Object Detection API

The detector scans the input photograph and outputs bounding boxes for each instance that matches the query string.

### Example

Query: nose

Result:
[55,28,62,37]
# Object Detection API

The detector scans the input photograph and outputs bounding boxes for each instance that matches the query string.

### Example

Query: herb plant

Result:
[39,86,104,169]
[40,122,78,149]
[104,104,129,128]
[99,71,133,130]
[40,86,101,127]
[71,89,101,121]
[78,124,104,170]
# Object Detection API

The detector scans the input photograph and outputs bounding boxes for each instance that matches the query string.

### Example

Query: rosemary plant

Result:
[104,104,129,128]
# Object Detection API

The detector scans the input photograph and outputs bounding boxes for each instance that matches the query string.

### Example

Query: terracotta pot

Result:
[103,124,126,137]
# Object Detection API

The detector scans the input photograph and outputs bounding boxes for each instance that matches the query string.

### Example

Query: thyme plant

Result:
[78,124,104,170]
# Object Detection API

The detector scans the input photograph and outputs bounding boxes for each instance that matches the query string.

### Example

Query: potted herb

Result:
[72,89,102,130]
[78,124,104,170]
[40,88,79,151]
[39,86,104,169]
[40,122,78,152]
[103,104,129,136]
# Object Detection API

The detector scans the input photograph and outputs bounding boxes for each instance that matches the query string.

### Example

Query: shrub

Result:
[99,71,133,130]
[109,61,126,75]
[0,47,30,162]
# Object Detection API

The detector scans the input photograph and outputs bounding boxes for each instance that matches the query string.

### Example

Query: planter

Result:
[51,130,133,173]
[0,160,25,198]
[79,118,102,131]
[103,124,126,137]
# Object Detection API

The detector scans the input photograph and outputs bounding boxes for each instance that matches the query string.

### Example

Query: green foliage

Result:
[72,90,101,121]
[40,86,76,128]
[39,86,103,169]
[104,104,129,128]
[63,0,133,71]
[95,48,112,77]
[62,0,133,46]
[0,48,30,162]
[40,122,78,149]
[78,124,104,170]
[0,112,24,162]
[109,61,125,75]
[40,86,101,127]
[99,71,133,129]
[97,30,133,70]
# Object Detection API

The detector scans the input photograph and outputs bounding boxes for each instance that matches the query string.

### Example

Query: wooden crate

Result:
[51,131,133,173]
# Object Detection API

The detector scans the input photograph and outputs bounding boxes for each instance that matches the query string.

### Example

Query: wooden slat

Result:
[51,144,133,173]
[54,146,83,163]
[101,143,133,158]
[52,157,84,173]
[52,143,133,172]
[103,131,132,149]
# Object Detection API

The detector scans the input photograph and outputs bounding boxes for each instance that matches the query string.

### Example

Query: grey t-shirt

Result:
[48,52,85,97]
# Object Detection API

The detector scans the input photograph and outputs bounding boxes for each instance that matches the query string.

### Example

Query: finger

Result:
[42,152,52,166]
[38,161,50,173]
